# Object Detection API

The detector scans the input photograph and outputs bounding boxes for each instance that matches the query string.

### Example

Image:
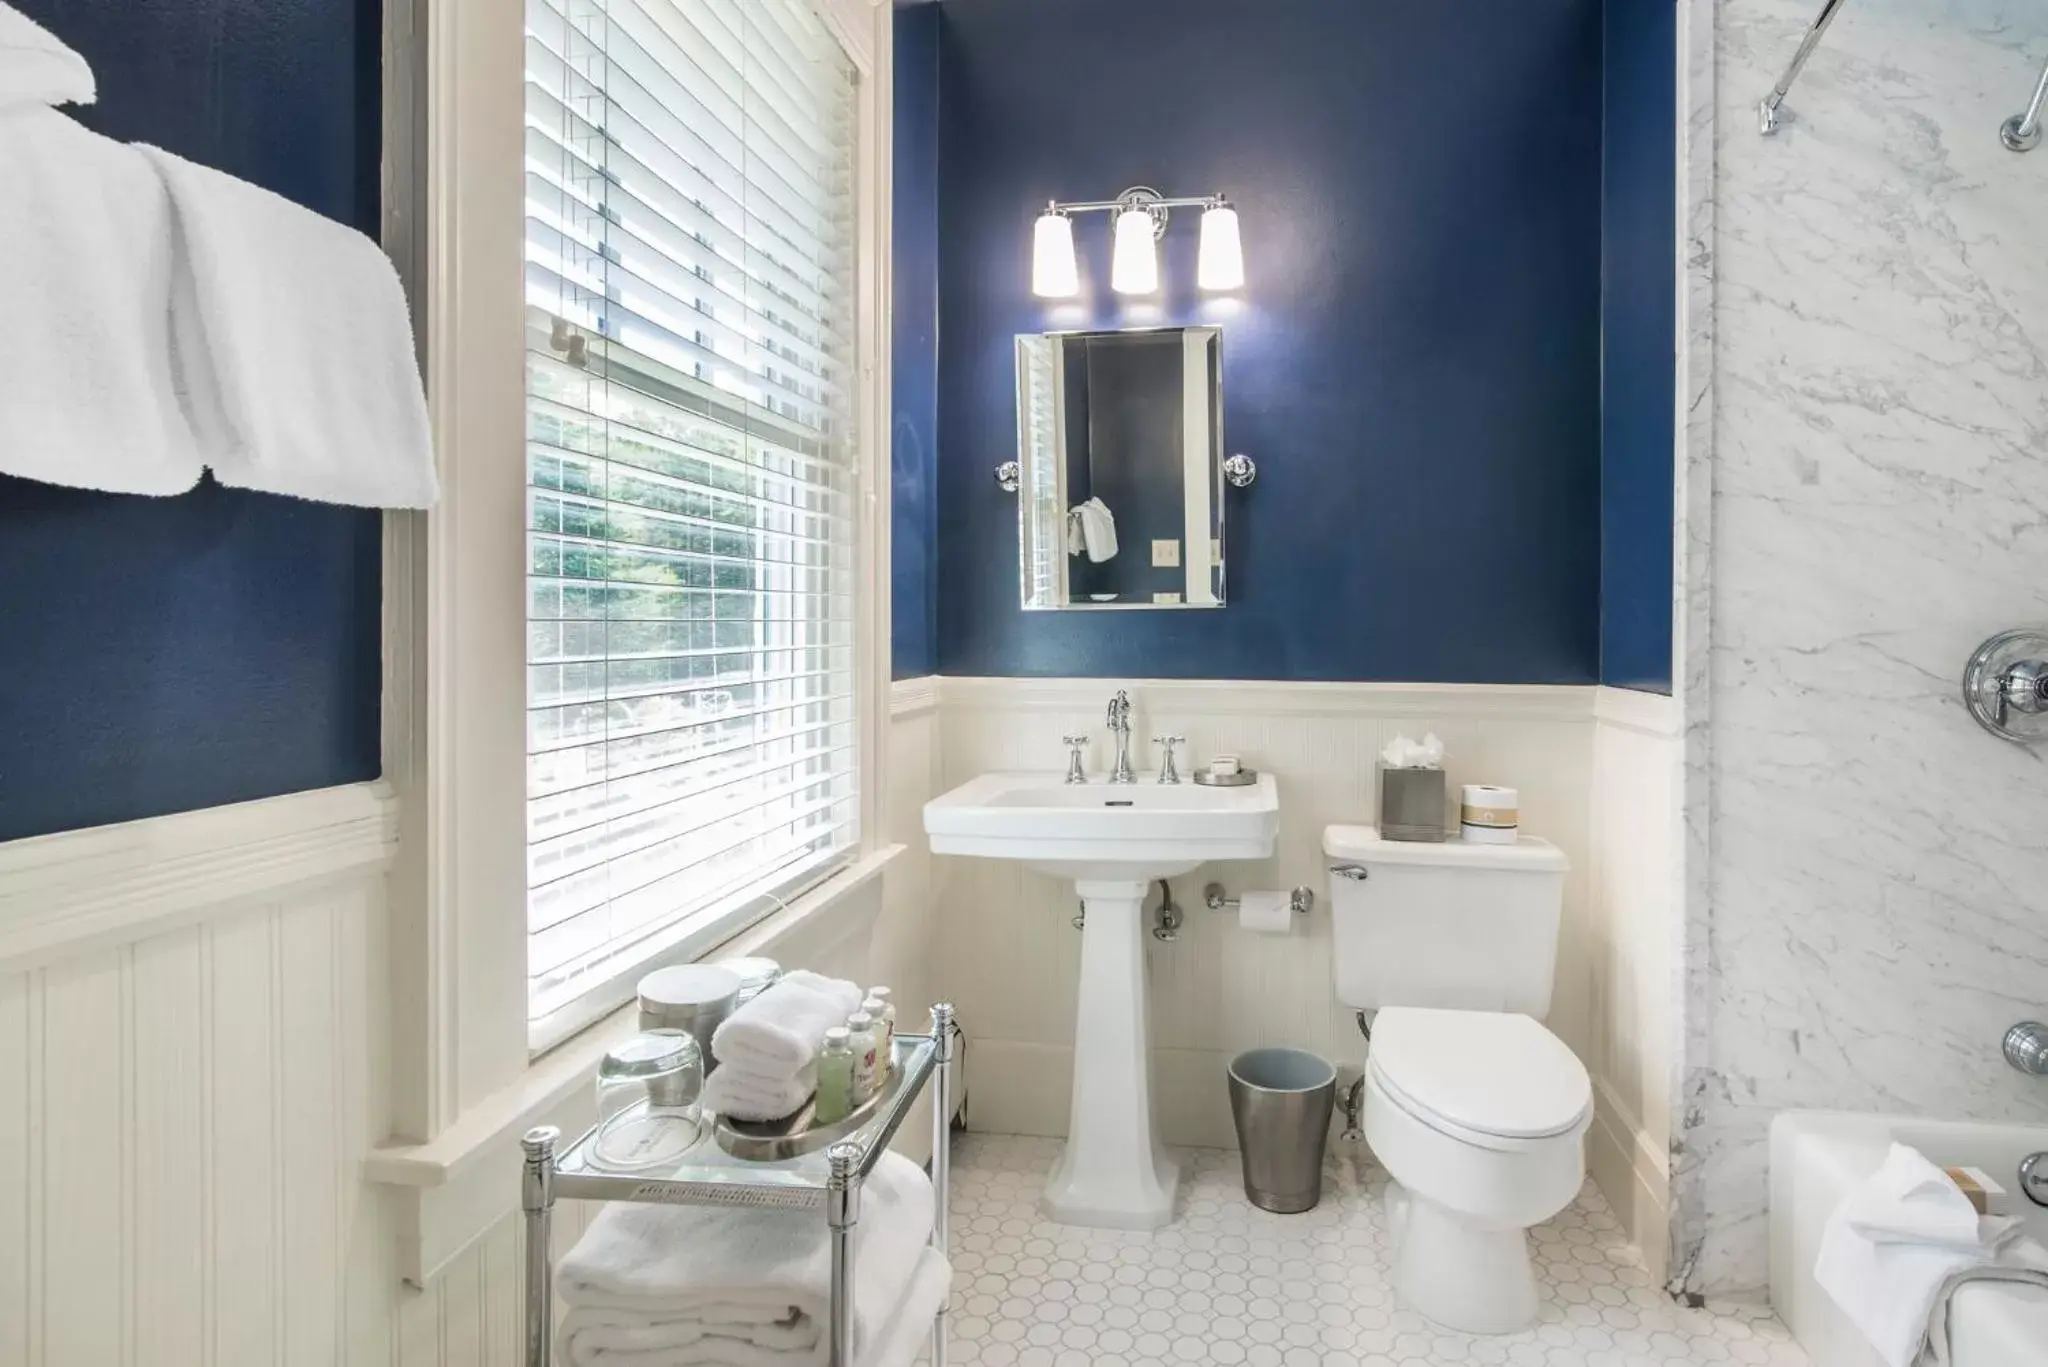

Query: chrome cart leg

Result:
[930,1003,955,1367]
[826,1142,863,1367]
[521,1126,560,1367]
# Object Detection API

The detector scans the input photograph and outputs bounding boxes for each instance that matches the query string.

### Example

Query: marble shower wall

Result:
[1681,0,2048,1298]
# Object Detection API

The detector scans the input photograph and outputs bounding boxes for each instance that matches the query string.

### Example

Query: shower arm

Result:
[1760,0,1853,136]
[2002,59,2048,153]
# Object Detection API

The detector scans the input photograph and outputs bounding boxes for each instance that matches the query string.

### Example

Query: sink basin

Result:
[924,768,1281,1230]
[924,770,1279,881]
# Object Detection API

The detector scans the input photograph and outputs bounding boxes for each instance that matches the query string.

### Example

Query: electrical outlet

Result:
[1151,539,1181,568]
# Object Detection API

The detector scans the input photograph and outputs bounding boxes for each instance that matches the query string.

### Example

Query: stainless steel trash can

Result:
[1227,1048,1337,1213]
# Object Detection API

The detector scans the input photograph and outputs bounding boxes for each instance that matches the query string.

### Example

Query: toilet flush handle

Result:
[1330,865,1369,882]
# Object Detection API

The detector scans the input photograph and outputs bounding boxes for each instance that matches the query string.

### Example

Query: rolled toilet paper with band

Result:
[1460,785,1519,845]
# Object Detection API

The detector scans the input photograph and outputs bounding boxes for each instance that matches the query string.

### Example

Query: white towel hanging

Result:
[0,107,207,494]
[0,2,94,110]
[137,144,439,509]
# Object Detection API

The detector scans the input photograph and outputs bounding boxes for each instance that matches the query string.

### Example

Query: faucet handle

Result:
[1153,735,1186,784]
[1062,735,1089,785]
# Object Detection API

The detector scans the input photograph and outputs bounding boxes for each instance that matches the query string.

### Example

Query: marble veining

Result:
[1677,0,2048,1298]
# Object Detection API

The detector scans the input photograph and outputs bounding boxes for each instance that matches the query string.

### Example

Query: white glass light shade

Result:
[1031,212,1079,299]
[1110,206,1160,295]
[1198,204,1245,291]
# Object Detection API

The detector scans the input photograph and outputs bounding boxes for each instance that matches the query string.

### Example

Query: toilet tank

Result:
[1323,825,1570,1017]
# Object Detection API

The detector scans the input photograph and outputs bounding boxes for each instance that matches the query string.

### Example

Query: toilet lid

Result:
[1368,1008,1591,1141]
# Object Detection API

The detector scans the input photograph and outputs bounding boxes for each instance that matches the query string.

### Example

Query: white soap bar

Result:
[1208,754,1242,778]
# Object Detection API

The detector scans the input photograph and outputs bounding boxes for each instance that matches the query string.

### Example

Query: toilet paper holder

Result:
[1204,884,1315,916]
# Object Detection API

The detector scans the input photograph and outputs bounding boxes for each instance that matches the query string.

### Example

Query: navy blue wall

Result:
[890,3,941,680]
[1599,0,1678,693]
[0,0,384,841]
[930,0,1605,682]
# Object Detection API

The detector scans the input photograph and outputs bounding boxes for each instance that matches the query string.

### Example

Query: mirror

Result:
[1013,326,1224,610]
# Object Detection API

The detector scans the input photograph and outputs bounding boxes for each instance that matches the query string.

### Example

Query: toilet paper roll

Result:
[1239,889,1294,935]
[1460,783,1520,845]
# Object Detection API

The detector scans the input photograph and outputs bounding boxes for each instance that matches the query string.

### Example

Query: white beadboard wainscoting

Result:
[920,676,1680,1271]
[0,690,945,1367]
[1586,687,1682,1286]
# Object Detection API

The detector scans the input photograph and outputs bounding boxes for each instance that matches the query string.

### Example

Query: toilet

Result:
[1323,825,1592,1335]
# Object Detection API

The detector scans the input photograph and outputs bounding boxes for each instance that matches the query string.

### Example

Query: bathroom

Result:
[0,0,2045,1362]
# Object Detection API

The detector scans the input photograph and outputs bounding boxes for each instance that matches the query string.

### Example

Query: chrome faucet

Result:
[1106,690,1137,784]
[2007,1021,2048,1076]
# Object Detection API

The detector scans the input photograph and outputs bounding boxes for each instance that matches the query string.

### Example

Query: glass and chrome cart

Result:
[521,1003,956,1367]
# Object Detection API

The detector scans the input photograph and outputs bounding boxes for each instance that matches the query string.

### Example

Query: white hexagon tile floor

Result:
[926,1132,1809,1367]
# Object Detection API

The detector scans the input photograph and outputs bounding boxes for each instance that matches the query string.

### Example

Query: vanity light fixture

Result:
[1110,202,1161,295]
[1197,202,1245,292]
[1031,210,1079,298]
[1029,186,1245,298]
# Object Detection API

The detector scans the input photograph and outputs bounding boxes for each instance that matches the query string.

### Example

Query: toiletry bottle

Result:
[815,1027,856,1124]
[860,993,894,1080]
[846,1010,879,1104]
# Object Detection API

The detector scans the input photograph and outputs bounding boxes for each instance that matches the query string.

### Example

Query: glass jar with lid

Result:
[590,1029,704,1171]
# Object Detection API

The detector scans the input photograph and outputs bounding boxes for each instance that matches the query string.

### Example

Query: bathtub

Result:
[1770,1111,2048,1367]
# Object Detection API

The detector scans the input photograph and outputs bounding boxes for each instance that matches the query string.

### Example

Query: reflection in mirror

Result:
[1014,327,1224,611]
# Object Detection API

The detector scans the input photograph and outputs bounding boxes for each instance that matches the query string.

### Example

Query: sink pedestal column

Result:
[1043,878,1179,1229]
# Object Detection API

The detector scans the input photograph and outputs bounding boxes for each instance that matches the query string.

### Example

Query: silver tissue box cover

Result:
[1378,763,1447,842]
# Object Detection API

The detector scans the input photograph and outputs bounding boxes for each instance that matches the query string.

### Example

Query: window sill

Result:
[366,842,903,1286]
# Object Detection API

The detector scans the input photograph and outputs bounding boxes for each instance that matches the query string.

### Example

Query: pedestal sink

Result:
[924,770,1280,1228]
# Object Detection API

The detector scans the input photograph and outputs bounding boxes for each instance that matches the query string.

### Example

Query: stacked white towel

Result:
[1815,1143,2033,1367]
[556,1150,947,1367]
[701,971,863,1122]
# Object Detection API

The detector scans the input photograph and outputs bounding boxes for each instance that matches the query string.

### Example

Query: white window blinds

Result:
[523,0,861,1042]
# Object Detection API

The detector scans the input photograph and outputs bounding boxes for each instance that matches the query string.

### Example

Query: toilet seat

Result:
[1368,1007,1592,1153]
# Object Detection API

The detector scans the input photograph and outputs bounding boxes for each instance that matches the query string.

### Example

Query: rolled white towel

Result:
[702,1062,816,1123]
[711,970,862,1078]
[557,1150,934,1367]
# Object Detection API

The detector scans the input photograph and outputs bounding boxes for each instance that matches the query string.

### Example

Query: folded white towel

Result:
[712,971,863,1078]
[1074,496,1118,563]
[1816,1144,2023,1367]
[559,1247,950,1367]
[560,1245,949,1367]
[135,144,439,509]
[557,1150,934,1367]
[0,3,94,109]
[702,1061,817,1123]
[0,106,207,494]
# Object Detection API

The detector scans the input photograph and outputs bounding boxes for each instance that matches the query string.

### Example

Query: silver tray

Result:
[1192,766,1259,788]
[712,1073,894,1162]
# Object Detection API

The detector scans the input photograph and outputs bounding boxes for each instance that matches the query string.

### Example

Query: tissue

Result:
[1379,732,1444,769]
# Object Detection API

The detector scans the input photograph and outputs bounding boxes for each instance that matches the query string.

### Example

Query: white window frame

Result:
[370,0,892,1280]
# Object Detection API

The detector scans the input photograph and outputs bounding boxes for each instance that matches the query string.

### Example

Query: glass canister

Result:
[637,964,742,1066]
[590,1029,704,1172]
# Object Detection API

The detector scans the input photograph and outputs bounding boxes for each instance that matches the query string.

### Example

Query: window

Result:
[522,0,861,1045]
